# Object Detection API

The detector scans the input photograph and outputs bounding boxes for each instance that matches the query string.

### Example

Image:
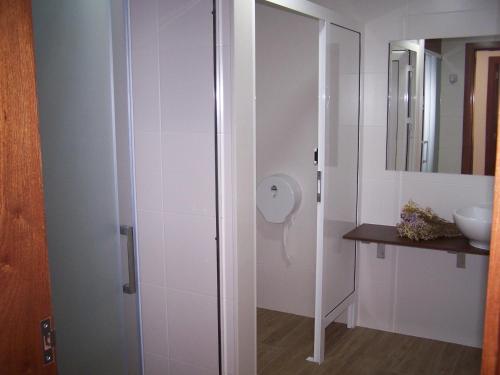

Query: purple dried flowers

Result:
[396,200,461,241]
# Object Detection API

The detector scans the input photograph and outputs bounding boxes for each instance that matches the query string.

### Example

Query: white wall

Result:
[130,0,221,373]
[256,3,319,318]
[359,0,500,347]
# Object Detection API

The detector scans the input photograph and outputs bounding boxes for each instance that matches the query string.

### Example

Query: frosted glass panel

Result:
[32,1,140,374]
[322,24,360,316]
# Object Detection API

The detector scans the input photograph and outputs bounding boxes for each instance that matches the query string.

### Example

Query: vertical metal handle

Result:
[120,225,137,294]
[317,171,322,203]
[421,140,429,165]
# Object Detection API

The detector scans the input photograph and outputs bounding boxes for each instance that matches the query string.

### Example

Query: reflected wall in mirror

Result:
[386,35,500,175]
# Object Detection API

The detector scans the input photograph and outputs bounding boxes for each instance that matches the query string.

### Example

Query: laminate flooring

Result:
[257,308,481,375]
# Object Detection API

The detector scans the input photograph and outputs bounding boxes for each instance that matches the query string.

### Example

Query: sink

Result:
[453,204,493,250]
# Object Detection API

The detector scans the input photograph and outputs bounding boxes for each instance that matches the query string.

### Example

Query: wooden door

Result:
[485,57,500,176]
[0,0,56,374]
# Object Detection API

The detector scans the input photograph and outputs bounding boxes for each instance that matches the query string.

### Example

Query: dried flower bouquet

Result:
[397,200,461,241]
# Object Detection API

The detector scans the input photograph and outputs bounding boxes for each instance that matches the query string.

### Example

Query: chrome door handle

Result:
[422,140,429,164]
[120,225,137,294]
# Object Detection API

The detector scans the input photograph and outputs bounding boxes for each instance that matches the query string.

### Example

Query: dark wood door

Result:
[485,56,500,176]
[482,57,500,374]
[0,0,56,373]
[462,42,500,174]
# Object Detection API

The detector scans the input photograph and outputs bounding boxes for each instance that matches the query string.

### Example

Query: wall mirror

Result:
[386,35,500,175]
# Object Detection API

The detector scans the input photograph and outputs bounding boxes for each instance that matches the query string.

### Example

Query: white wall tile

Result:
[159,44,214,134]
[131,49,161,133]
[363,73,388,127]
[169,360,218,375]
[360,178,400,225]
[164,213,217,296]
[130,0,160,133]
[360,126,398,181]
[400,174,494,220]
[336,73,360,126]
[162,131,216,216]
[364,9,406,74]
[130,0,158,51]
[166,289,219,370]
[394,247,488,347]
[131,0,222,372]
[144,352,169,375]
[405,9,500,39]
[357,244,398,331]
[138,210,166,286]
[135,131,163,211]
[407,0,498,16]
[141,283,168,357]
[158,0,214,135]
[158,0,212,50]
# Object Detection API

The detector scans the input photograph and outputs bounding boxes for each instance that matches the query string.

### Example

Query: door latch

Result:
[41,318,55,365]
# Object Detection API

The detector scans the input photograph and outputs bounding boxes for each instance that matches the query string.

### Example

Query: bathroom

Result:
[1,0,500,374]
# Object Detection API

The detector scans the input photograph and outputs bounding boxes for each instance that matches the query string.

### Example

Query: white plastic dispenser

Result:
[257,174,302,263]
[257,174,301,223]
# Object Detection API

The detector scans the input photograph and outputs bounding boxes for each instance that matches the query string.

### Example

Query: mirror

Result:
[386,35,500,175]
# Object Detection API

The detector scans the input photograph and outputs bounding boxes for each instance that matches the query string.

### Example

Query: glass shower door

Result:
[32,1,141,374]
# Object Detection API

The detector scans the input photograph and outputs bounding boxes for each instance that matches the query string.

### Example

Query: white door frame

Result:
[252,0,362,367]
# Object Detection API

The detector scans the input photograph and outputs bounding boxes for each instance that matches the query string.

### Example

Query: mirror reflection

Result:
[386,35,500,175]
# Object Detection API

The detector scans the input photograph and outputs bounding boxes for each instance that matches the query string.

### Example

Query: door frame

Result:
[230,0,361,371]
[0,0,56,373]
[484,56,500,176]
[482,55,500,375]
[461,41,500,174]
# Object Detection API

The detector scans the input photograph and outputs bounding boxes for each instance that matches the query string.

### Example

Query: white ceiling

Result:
[310,0,408,22]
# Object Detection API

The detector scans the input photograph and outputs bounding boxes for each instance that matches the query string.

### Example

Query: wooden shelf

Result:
[343,223,489,256]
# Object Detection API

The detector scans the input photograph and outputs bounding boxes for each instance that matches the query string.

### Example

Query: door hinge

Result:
[317,171,322,203]
[41,318,56,365]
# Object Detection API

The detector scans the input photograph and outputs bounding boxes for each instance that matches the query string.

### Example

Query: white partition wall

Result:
[129,0,221,373]
[313,21,361,363]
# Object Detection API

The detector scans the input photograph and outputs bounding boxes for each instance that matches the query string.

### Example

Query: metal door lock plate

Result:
[41,318,55,365]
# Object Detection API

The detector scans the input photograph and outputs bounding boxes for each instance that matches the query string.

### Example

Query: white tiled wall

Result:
[130,0,231,373]
[358,0,500,347]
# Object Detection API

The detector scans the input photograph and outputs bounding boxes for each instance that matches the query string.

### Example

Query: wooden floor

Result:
[257,308,482,375]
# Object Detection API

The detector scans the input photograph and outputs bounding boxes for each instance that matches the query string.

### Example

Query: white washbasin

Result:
[453,204,493,250]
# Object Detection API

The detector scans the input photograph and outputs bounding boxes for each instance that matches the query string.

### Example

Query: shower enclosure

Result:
[33,1,141,373]
[258,0,361,364]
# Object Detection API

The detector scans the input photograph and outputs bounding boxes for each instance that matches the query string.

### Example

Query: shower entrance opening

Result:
[255,0,361,366]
